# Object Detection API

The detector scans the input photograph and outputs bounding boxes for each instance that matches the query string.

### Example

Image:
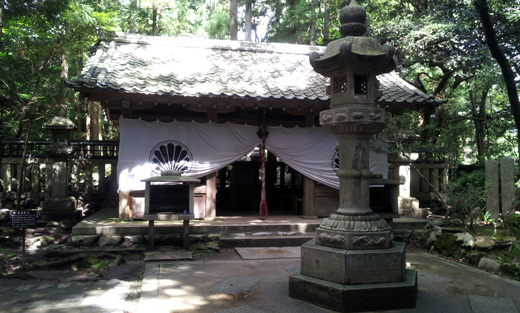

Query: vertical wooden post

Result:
[98,162,106,192]
[148,220,154,249]
[110,163,118,193]
[206,172,217,218]
[302,113,316,216]
[183,220,190,250]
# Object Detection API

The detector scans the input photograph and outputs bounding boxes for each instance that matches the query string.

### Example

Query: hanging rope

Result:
[259,109,268,217]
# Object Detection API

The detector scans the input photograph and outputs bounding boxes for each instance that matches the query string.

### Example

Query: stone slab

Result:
[210,276,264,297]
[144,249,193,261]
[501,157,515,214]
[235,247,301,260]
[486,160,500,219]
[289,268,418,312]
[469,295,519,313]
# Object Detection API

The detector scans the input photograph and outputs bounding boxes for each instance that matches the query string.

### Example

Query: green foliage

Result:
[446,167,486,225]
[504,214,520,238]
[0,0,117,139]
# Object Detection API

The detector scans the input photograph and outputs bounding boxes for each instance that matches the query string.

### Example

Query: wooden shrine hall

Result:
[67,33,441,220]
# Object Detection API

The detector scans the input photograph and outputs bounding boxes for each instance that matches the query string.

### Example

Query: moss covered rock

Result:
[434,233,460,257]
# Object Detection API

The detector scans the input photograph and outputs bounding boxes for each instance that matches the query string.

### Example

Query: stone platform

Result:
[289,268,418,312]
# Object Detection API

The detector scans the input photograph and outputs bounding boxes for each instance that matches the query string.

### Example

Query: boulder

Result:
[72,235,99,247]
[124,235,144,244]
[98,235,122,247]
[455,232,475,248]
[478,257,501,273]
[474,236,495,250]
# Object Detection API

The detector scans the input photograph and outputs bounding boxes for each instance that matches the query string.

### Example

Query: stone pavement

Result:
[138,251,520,313]
[0,276,136,313]
[1,250,520,313]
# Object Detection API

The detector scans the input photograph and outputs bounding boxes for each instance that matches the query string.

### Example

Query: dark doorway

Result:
[216,149,303,216]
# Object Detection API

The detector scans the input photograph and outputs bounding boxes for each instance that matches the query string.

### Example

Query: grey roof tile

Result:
[68,33,441,106]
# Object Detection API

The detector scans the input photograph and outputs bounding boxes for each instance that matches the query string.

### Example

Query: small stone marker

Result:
[500,157,515,214]
[485,160,499,219]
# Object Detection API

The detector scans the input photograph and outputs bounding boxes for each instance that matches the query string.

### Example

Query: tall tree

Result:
[245,0,253,41]
[230,0,238,40]
[474,0,520,161]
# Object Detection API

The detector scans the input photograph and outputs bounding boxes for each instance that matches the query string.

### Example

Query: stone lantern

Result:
[289,1,417,311]
[42,110,78,220]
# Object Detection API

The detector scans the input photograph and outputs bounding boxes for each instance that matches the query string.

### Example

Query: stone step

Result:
[220,232,315,248]
[72,220,321,236]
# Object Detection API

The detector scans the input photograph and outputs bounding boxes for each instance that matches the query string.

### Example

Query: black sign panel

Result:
[11,211,38,229]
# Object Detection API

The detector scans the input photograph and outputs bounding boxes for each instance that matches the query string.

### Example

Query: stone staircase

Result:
[72,209,428,249]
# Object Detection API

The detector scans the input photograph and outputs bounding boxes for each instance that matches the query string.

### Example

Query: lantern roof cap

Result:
[43,116,75,130]
[339,0,366,37]
[309,0,397,77]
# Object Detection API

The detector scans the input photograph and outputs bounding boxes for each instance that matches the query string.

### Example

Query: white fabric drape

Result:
[118,118,261,191]
[265,126,387,189]
[117,118,387,191]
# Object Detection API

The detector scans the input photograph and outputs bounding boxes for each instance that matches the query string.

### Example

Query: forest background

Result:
[0,0,519,202]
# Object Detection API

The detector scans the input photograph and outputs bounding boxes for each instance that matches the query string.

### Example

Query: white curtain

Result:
[117,118,387,191]
[266,126,387,189]
[118,118,261,191]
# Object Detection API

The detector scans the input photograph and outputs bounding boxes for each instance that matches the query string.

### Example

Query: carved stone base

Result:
[315,227,392,250]
[316,212,392,249]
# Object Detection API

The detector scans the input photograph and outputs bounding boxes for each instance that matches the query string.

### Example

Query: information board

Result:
[11,210,38,229]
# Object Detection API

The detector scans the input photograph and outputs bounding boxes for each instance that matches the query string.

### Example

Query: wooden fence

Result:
[0,139,119,198]
[388,163,450,202]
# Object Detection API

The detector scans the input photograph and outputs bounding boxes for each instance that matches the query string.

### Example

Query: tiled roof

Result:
[67,33,441,108]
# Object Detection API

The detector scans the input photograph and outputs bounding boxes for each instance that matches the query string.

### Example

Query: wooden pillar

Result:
[206,109,218,218]
[302,113,316,216]
[303,176,315,217]
[118,191,132,220]
[110,163,118,193]
[148,220,154,248]
[267,152,277,189]
[183,220,190,250]
[206,172,217,218]
[98,162,106,192]
[85,163,93,193]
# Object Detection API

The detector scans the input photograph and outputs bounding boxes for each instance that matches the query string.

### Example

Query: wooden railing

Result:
[0,139,119,196]
[388,162,450,202]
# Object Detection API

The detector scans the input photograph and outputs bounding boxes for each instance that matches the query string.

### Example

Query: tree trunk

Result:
[129,0,137,33]
[309,0,316,46]
[230,0,238,40]
[152,5,158,36]
[92,102,102,143]
[323,0,330,45]
[0,6,3,42]
[57,53,68,117]
[245,1,252,42]
[470,89,488,163]
[474,0,520,163]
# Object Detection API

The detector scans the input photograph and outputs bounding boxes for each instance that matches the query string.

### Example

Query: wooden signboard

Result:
[11,210,38,229]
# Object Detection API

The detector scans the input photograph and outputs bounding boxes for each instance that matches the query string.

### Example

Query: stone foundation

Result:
[289,268,417,312]
[301,239,406,285]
